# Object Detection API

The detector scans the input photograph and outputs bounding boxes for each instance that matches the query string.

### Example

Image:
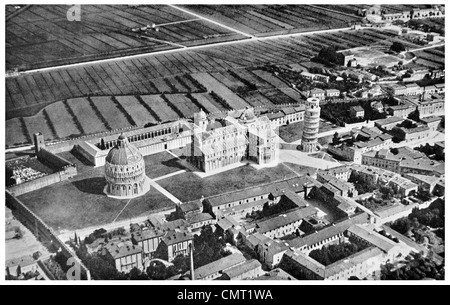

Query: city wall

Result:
[7,148,77,197]
[6,190,91,280]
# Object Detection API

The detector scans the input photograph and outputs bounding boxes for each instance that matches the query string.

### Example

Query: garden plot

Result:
[191,93,223,113]
[114,96,154,127]
[165,94,200,118]
[6,118,29,146]
[140,95,180,122]
[90,96,131,130]
[66,97,106,135]
[191,72,249,109]
[22,112,54,141]
[44,102,81,139]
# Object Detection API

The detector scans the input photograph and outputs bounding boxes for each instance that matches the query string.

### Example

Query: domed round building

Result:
[104,134,150,199]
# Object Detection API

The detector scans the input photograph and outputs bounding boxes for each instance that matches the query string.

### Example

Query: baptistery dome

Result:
[104,134,150,199]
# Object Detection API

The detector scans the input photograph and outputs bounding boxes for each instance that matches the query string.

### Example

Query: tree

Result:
[100,138,106,150]
[147,261,168,280]
[332,132,340,145]
[74,232,78,246]
[390,42,406,53]
[407,107,420,122]
[16,265,21,276]
[128,267,149,280]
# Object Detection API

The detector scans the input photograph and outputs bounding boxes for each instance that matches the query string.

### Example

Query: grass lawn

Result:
[282,163,316,176]
[279,121,304,143]
[143,151,186,179]
[156,163,297,203]
[19,151,177,232]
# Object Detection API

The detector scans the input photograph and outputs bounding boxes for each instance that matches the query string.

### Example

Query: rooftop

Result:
[162,230,193,246]
[103,241,142,259]
[256,207,317,234]
[194,252,247,279]
[347,224,397,254]
[222,259,262,279]
[255,268,296,280]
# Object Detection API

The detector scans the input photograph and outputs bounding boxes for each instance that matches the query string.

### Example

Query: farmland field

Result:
[44,102,81,139]
[22,111,54,142]
[190,93,226,113]
[6,27,422,120]
[182,5,361,37]
[90,96,132,130]
[6,5,246,71]
[140,95,180,122]
[164,94,201,118]
[5,118,29,146]
[66,97,107,134]
[114,95,156,126]
[191,72,249,109]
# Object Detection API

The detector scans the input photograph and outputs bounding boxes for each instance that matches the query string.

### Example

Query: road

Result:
[168,5,255,38]
[57,207,176,243]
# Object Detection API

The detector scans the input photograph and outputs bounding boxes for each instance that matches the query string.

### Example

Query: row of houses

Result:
[361,148,445,178]
[384,82,445,97]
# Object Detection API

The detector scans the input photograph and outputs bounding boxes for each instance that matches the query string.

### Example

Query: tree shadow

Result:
[72,177,105,195]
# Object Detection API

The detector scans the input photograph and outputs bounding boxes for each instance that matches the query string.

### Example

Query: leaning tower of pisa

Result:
[301,97,321,153]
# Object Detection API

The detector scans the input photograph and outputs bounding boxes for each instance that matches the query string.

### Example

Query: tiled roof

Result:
[194,252,247,279]
[256,207,317,234]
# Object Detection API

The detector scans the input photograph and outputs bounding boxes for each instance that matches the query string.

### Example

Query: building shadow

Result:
[161,158,186,171]
[72,177,105,195]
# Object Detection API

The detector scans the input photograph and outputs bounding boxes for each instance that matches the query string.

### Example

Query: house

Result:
[371,101,384,113]
[418,99,444,117]
[175,200,203,218]
[186,213,216,234]
[257,239,290,269]
[255,207,317,239]
[386,104,416,118]
[309,88,326,99]
[131,227,164,259]
[391,125,430,143]
[350,106,365,118]
[6,255,38,277]
[241,232,271,251]
[399,158,445,177]
[156,230,194,262]
[194,252,247,280]
[300,71,316,81]
[375,117,405,131]
[388,175,418,197]
[404,173,444,195]
[420,116,441,132]
[337,50,355,66]
[325,89,340,98]
[362,149,403,173]
[221,259,264,280]
[255,268,297,280]
[101,241,143,273]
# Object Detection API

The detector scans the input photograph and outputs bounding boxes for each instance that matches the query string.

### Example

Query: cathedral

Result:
[187,107,279,173]
[104,134,151,199]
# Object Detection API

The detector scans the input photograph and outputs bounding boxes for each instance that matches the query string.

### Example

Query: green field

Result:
[156,163,297,203]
